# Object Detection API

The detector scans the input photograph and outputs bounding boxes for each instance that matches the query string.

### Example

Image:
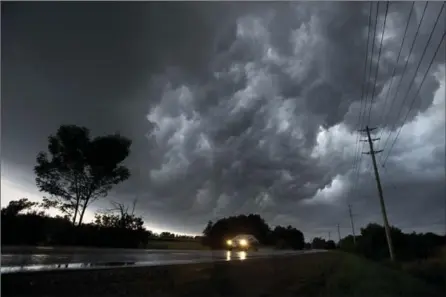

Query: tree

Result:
[325,240,336,250]
[34,125,131,226]
[94,200,144,231]
[203,220,213,237]
[271,225,305,250]
[202,220,213,245]
[160,232,176,239]
[311,237,327,249]
[1,198,38,217]
[201,213,305,249]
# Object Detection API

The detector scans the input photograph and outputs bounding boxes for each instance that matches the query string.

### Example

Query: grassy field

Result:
[3,251,443,297]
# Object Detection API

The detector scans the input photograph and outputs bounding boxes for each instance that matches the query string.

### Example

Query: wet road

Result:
[1,246,325,274]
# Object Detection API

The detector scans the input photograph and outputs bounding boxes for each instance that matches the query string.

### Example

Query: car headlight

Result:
[226,240,232,245]
[239,239,248,246]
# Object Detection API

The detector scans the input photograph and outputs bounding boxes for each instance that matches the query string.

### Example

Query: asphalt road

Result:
[1,246,325,274]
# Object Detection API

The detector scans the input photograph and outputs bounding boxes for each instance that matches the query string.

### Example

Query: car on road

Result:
[226,234,260,251]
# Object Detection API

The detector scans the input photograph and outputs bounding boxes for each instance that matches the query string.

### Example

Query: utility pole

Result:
[348,204,356,245]
[337,223,341,244]
[360,126,395,262]
[328,231,331,241]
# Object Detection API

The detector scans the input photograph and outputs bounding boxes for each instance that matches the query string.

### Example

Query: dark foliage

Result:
[1,198,38,217]
[311,237,336,250]
[34,125,131,226]
[271,225,305,250]
[339,223,445,262]
[94,200,144,231]
[202,214,305,250]
[1,199,151,248]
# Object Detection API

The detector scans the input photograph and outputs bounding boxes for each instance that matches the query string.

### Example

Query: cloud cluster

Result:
[2,2,443,238]
[136,2,445,237]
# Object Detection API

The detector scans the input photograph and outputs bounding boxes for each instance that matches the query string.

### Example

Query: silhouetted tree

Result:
[94,212,144,231]
[203,214,272,248]
[202,220,213,245]
[325,240,336,250]
[160,232,176,239]
[339,223,445,262]
[203,221,213,237]
[1,199,72,245]
[95,200,144,231]
[34,125,131,226]
[202,214,305,249]
[339,234,357,252]
[2,198,152,248]
[1,198,38,217]
[311,237,327,249]
[271,225,305,250]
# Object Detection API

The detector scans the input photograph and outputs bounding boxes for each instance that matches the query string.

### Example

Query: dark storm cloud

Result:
[141,1,445,235]
[1,1,236,193]
[2,2,444,236]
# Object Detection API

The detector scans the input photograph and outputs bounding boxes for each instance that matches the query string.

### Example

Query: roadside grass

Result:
[322,252,442,297]
[399,247,446,293]
[3,251,443,297]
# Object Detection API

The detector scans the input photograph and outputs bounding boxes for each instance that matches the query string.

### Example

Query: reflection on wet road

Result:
[1,248,324,274]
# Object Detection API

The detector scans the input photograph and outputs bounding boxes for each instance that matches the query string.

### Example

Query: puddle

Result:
[1,250,308,274]
[0,258,228,274]
[2,263,86,273]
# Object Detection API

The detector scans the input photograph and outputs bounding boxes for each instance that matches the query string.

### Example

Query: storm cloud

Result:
[2,2,445,238]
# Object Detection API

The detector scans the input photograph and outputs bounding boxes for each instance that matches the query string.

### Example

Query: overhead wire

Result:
[381,27,445,165]
[361,1,380,128]
[349,1,375,205]
[357,2,386,198]
[380,3,445,166]
[375,2,415,148]
[353,1,380,193]
[376,2,429,152]
[365,1,390,126]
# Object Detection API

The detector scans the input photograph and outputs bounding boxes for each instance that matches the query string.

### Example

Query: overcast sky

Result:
[1,2,445,239]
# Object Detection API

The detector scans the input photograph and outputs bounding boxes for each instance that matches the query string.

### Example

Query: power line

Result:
[375,2,415,149]
[351,2,376,199]
[380,3,445,165]
[376,2,429,148]
[359,2,380,127]
[366,1,390,126]
[381,30,445,166]
[350,3,382,223]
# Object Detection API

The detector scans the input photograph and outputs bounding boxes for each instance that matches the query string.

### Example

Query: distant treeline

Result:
[3,198,444,260]
[339,223,445,262]
[202,213,445,262]
[202,214,305,250]
[1,198,199,248]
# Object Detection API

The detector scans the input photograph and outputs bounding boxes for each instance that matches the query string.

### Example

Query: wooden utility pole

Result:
[361,126,395,262]
[337,223,341,244]
[348,204,356,245]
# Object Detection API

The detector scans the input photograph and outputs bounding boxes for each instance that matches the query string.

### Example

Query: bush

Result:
[1,213,151,248]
